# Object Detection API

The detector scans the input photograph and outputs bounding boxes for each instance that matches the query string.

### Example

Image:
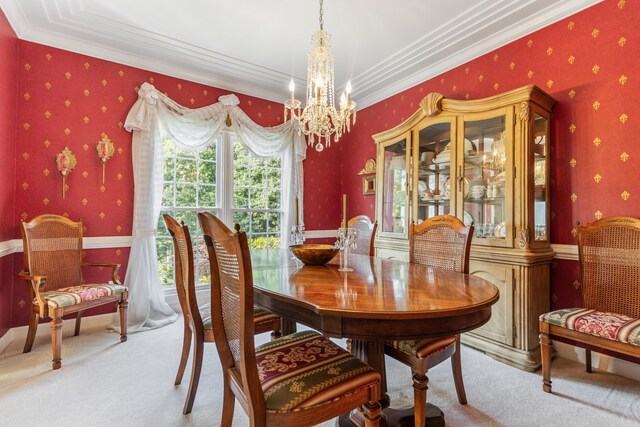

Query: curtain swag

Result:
[117,82,306,332]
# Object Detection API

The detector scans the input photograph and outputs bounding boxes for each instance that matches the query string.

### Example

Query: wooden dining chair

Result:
[163,214,282,414]
[539,216,640,393]
[384,214,474,426]
[198,212,382,427]
[348,215,378,256]
[18,214,128,370]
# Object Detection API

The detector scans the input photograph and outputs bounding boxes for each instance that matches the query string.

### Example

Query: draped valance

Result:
[119,82,306,332]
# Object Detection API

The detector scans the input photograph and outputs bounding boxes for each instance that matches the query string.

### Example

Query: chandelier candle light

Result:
[284,0,356,152]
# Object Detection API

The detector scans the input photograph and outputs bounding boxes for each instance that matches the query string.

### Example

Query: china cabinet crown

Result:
[373,85,556,371]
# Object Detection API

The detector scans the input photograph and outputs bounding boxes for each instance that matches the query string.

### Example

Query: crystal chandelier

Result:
[284,0,356,152]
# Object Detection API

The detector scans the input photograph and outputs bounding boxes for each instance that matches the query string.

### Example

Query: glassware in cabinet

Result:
[413,121,453,224]
[378,132,410,237]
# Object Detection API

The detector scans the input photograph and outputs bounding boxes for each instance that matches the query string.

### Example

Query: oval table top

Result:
[251,250,499,340]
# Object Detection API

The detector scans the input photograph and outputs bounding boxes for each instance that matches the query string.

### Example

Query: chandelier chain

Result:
[319,0,324,30]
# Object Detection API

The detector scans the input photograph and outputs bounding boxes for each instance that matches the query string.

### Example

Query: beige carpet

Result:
[1,318,639,426]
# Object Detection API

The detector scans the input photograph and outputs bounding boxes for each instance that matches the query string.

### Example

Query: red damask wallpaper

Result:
[339,0,639,310]
[10,41,287,327]
[0,9,18,337]
[3,0,638,332]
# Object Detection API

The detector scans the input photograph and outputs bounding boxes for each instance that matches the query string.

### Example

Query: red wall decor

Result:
[3,0,639,335]
[303,144,344,230]
[0,8,18,338]
[338,0,640,311]
[9,41,287,329]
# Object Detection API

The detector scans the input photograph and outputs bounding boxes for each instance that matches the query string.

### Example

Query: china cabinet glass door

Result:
[461,112,512,246]
[412,120,453,224]
[533,113,548,241]
[379,133,410,237]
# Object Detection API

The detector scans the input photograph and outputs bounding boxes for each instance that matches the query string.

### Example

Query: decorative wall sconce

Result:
[56,146,77,198]
[357,159,376,195]
[96,133,115,184]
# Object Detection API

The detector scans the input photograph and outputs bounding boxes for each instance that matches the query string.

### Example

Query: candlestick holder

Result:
[335,227,358,272]
[289,224,306,260]
[289,224,306,245]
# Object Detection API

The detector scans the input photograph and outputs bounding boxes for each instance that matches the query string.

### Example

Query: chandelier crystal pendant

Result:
[284,0,356,152]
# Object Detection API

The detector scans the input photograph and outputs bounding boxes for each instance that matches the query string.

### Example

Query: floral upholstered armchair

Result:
[18,214,128,369]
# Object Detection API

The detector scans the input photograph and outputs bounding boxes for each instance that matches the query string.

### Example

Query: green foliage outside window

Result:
[157,136,283,289]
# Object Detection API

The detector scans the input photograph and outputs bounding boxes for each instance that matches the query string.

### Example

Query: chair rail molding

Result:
[0,236,579,259]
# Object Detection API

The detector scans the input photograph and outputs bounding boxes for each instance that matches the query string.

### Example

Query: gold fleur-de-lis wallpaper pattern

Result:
[9,35,285,326]
[16,42,284,238]
[336,0,639,310]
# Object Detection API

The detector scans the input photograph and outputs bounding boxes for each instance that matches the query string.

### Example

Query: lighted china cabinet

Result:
[373,85,555,371]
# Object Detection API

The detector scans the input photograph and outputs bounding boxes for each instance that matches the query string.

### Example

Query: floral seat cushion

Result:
[199,304,279,331]
[386,336,457,358]
[541,308,640,347]
[42,284,127,309]
[255,330,379,412]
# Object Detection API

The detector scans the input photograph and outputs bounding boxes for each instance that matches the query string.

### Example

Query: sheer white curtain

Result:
[119,82,306,332]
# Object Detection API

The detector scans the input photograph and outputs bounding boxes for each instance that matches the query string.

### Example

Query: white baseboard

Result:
[0,313,116,356]
[553,341,640,382]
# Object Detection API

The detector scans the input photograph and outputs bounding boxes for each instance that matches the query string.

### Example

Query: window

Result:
[157,132,283,288]
[231,143,283,250]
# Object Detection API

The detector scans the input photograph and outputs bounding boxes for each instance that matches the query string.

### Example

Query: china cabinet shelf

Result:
[466,197,505,204]
[373,85,556,371]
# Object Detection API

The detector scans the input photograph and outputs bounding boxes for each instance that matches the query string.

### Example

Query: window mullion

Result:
[220,131,234,226]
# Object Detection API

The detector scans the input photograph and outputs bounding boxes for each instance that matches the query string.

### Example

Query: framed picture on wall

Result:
[363,175,376,195]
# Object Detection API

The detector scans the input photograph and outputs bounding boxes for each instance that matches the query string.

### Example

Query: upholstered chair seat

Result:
[541,309,640,346]
[39,284,127,309]
[539,216,640,393]
[198,303,280,332]
[250,330,381,412]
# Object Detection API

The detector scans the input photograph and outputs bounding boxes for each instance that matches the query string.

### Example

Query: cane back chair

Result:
[348,215,378,257]
[539,216,640,393]
[163,214,282,414]
[384,214,474,426]
[197,212,381,427]
[18,214,128,370]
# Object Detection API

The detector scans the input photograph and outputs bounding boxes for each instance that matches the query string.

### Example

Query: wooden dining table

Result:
[251,249,499,426]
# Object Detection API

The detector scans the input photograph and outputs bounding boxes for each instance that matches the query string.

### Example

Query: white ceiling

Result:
[1,0,601,108]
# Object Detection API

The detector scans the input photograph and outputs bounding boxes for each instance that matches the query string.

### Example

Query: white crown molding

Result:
[0,0,602,108]
[355,0,603,108]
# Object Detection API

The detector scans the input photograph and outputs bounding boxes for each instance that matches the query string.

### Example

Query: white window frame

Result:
[160,130,284,300]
